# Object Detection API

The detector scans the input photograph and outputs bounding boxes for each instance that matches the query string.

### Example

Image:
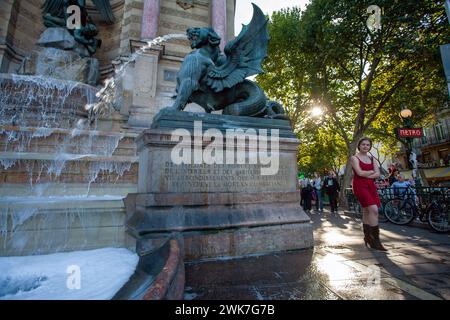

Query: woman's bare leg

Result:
[366,205,379,226]
[362,207,369,224]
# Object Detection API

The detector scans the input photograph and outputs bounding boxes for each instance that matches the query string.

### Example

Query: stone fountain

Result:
[0,2,138,256]
[0,1,311,301]
[123,4,313,261]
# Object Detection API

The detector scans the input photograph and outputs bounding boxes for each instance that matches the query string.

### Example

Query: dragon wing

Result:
[92,0,115,24]
[42,0,64,17]
[206,3,269,92]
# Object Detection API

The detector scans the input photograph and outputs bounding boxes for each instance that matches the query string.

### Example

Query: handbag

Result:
[312,190,317,201]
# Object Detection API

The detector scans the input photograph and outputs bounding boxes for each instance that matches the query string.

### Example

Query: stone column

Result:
[211,0,227,51]
[141,0,160,40]
[126,50,160,127]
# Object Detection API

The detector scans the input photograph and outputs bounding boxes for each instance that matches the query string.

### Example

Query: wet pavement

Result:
[184,209,450,300]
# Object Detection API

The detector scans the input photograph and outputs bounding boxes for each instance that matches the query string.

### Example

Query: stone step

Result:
[1,198,125,231]
[0,183,137,197]
[0,161,138,184]
[0,74,97,129]
[0,126,138,158]
[151,109,297,138]
[0,126,139,187]
[0,197,134,256]
[0,226,128,256]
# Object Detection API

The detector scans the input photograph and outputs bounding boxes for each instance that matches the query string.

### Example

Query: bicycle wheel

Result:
[427,202,450,233]
[378,202,388,223]
[384,199,415,225]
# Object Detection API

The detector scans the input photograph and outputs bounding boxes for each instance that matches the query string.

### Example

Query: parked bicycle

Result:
[383,186,450,233]
[377,188,393,223]
[346,188,388,222]
[346,189,362,218]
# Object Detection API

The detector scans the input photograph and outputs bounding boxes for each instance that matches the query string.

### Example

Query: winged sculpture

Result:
[168,4,288,119]
[41,0,115,55]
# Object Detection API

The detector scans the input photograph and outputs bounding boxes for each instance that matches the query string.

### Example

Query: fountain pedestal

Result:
[124,110,313,261]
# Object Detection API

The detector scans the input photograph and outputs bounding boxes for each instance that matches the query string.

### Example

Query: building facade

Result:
[396,108,450,186]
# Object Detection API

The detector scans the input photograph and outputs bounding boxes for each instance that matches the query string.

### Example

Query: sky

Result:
[234,0,310,36]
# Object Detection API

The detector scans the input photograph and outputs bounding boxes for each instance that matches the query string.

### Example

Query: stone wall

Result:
[159,0,209,58]
[0,0,126,74]
[119,0,144,56]
[0,0,41,72]
[0,0,235,74]
[92,0,126,77]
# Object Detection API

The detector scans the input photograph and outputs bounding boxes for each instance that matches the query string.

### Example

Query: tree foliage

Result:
[258,0,450,194]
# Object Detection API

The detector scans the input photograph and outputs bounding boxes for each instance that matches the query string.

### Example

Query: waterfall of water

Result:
[88,34,186,115]
[0,33,186,255]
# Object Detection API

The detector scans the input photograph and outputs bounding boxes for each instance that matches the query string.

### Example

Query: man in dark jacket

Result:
[301,179,313,213]
[323,171,340,213]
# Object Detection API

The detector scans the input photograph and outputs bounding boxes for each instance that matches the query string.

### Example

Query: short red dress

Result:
[352,156,381,208]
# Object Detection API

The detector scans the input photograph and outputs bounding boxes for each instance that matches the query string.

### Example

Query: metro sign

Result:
[397,128,423,138]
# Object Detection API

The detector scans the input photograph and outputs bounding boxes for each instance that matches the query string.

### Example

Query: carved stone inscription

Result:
[163,161,293,193]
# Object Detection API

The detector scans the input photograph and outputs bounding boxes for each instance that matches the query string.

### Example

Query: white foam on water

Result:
[0,248,139,300]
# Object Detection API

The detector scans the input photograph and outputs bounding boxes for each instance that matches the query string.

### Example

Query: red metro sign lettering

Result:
[398,128,423,138]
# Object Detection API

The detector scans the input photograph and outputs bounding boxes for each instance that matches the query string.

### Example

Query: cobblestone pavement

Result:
[184,209,450,300]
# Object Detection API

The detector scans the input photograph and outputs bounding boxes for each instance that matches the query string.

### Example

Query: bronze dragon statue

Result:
[167,4,288,119]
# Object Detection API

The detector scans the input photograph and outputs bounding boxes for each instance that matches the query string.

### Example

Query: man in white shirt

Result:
[313,172,323,212]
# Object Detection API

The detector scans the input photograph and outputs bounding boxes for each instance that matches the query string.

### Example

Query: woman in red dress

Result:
[350,137,387,251]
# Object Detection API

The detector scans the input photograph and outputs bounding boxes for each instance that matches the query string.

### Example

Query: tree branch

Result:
[361,74,406,133]
[354,56,381,136]
[338,61,359,86]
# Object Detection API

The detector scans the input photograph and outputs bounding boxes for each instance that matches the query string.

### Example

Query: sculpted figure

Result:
[42,0,115,55]
[168,4,288,119]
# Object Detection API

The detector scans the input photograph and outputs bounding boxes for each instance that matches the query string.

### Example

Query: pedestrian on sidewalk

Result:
[387,164,398,186]
[313,172,324,212]
[323,171,340,214]
[350,137,387,251]
[301,179,313,213]
[391,174,412,196]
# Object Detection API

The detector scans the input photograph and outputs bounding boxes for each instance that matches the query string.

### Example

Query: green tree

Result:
[258,0,450,202]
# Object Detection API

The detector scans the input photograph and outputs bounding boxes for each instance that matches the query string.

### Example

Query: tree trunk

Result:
[339,140,358,209]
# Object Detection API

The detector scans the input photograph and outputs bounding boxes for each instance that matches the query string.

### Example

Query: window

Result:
[421,128,428,145]
[422,152,432,163]
[434,122,445,141]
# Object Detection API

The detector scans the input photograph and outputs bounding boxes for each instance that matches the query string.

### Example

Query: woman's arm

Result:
[367,158,381,179]
[350,156,374,177]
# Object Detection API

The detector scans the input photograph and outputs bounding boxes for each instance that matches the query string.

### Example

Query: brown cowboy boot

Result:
[369,225,388,252]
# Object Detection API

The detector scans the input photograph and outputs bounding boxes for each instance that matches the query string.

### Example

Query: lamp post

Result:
[399,107,421,187]
[400,108,413,128]
[399,108,413,167]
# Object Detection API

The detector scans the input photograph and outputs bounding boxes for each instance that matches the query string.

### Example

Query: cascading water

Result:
[89,34,186,115]
[0,33,186,255]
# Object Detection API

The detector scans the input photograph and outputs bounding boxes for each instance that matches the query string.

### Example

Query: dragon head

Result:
[186,27,221,49]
